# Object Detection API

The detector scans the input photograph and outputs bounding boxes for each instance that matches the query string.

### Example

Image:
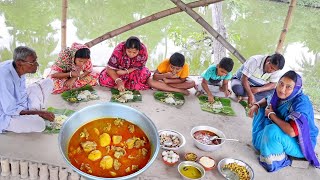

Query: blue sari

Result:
[252,73,319,172]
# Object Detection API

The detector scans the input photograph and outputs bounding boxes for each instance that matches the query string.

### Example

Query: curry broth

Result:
[68,118,151,178]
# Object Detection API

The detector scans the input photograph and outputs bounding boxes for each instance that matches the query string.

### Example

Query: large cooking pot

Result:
[58,103,160,180]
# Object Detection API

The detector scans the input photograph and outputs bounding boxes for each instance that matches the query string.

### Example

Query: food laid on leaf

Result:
[67,117,151,178]
[193,130,221,145]
[198,95,235,116]
[153,91,185,107]
[239,100,250,116]
[61,85,99,103]
[110,89,142,103]
[45,107,75,133]
[162,150,179,166]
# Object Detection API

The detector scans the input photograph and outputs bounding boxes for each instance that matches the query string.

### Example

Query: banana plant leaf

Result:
[239,100,250,116]
[110,88,142,103]
[153,91,185,108]
[44,107,75,134]
[61,85,98,103]
[198,95,235,116]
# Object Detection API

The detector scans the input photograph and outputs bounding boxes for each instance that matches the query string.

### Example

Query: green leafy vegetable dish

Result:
[198,95,235,116]
[61,85,99,103]
[110,88,142,103]
[154,91,185,108]
[44,107,75,133]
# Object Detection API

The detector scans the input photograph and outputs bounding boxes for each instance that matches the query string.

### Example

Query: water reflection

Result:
[0,0,319,76]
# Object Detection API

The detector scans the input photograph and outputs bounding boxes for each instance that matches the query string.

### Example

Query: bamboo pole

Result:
[61,0,68,50]
[275,0,297,54]
[85,0,223,48]
[170,0,246,63]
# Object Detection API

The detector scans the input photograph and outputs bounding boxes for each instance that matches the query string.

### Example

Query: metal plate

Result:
[217,158,254,180]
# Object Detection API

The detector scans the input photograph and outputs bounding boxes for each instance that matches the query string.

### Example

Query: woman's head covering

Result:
[270,70,302,108]
[52,42,90,72]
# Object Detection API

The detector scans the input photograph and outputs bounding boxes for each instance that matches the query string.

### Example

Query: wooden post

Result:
[170,0,246,63]
[61,0,68,50]
[85,0,224,48]
[275,0,297,54]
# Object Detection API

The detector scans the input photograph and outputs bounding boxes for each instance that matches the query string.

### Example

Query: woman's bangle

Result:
[268,111,276,120]
[69,71,72,78]
[253,103,260,108]
[115,78,122,84]
[125,68,129,74]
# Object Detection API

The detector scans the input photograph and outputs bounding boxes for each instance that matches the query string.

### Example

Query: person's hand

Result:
[250,87,260,95]
[128,68,137,73]
[208,94,215,103]
[224,89,231,97]
[165,72,178,79]
[65,78,77,89]
[264,104,275,117]
[248,95,256,107]
[70,70,81,78]
[248,104,259,118]
[117,81,125,92]
[163,78,170,84]
[39,111,55,122]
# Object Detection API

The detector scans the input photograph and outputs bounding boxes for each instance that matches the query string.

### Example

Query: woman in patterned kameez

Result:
[50,42,98,94]
[99,36,151,91]
[248,70,319,172]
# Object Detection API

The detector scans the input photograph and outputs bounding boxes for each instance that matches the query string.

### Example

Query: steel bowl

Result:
[217,158,254,180]
[158,129,186,150]
[178,161,205,180]
[190,125,226,152]
[58,102,160,180]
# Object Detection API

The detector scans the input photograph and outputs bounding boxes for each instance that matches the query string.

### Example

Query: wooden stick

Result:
[61,0,68,50]
[85,0,223,48]
[170,0,246,63]
[275,0,297,54]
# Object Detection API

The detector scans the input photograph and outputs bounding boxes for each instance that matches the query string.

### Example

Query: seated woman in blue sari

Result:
[248,70,319,172]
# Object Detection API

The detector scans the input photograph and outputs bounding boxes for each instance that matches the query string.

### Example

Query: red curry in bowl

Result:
[193,130,221,145]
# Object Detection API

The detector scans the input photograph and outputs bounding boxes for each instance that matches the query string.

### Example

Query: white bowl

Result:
[159,129,186,150]
[190,126,226,152]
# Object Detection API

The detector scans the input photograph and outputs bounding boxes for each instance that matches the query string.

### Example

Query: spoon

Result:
[210,136,239,142]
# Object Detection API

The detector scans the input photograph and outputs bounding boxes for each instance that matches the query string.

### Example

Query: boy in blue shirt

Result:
[195,57,234,103]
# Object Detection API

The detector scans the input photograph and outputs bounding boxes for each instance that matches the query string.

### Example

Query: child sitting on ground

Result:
[195,57,234,103]
[148,52,195,95]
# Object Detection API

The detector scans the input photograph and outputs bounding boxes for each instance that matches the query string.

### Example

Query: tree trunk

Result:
[275,0,297,54]
[85,0,224,48]
[211,2,226,64]
[170,0,246,63]
[61,0,68,50]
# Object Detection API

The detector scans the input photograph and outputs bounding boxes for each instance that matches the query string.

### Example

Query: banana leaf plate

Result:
[61,85,99,103]
[44,107,75,133]
[198,95,235,116]
[153,91,185,108]
[110,88,142,103]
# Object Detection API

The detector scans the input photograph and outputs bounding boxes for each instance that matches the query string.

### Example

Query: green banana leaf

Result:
[153,91,185,108]
[110,88,142,103]
[61,85,98,103]
[198,95,235,116]
[44,107,75,134]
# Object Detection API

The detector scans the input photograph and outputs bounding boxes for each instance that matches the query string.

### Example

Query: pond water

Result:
[0,0,319,76]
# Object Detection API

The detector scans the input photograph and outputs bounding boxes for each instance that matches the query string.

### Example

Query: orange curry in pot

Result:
[68,117,151,178]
